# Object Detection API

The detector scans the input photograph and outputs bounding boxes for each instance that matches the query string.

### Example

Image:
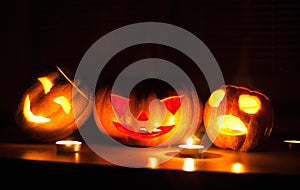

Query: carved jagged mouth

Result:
[112,122,174,139]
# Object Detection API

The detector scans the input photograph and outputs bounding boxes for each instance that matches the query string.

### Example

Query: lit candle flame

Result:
[187,137,193,146]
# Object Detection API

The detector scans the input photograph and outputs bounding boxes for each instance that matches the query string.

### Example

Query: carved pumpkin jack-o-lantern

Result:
[203,84,274,151]
[94,78,203,147]
[15,67,92,142]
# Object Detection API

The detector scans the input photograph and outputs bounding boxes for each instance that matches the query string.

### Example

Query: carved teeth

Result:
[153,128,162,132]
[139,127,162,133]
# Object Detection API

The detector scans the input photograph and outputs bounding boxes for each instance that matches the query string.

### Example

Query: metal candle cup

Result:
[178,144,204,157]
[56,140,82,153]
[284,140,300,150]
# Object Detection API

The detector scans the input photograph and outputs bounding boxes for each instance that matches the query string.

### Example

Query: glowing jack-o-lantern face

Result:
[16,70,92,142]
[110,94,183,138]
[203,84,274,151]
[94,79,203,147]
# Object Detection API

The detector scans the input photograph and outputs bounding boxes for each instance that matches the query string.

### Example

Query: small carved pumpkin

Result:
[94,78,203,147]
[203,84,274,151]
[15,69,92,142]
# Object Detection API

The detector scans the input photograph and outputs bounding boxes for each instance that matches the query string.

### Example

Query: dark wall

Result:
[1,0,300,137]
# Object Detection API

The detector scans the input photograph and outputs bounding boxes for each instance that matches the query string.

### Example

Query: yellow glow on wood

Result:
[216,115,247,136]
[182,158,195,172]
[23,95,51,123]
[231,162,245,173]
[239,94,261,114]
[53,96,71,114]
[208,89,225,107]
[38,77,53,94]
[147,157,159,169]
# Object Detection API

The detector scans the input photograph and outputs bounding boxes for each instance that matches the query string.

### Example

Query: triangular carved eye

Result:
[38,77,53,94]
[110,94,130,116]
[161,96,183,115]
[137,111,149,121]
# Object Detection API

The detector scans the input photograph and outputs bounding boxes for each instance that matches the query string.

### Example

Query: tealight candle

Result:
[179,144,204,156]
[56,140,82,153]
[178,137,204,157]
[284,140,300,150]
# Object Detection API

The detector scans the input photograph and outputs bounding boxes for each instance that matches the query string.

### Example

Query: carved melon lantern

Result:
[203,84,274,151]
[94,78,203,147]
[15,67,92,142]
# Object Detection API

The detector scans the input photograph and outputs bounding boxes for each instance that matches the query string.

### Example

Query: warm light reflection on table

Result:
[231,162,245,173]
[183,158,195,172]
[147,157,159,169]
[1,141,300,175]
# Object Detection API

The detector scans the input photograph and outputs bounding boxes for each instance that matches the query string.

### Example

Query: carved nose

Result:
[137,111,149,121]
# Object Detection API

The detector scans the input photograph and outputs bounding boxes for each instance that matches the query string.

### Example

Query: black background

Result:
[1,0,299,138]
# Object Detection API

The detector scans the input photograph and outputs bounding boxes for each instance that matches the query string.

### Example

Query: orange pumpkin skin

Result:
[94,79,203,147]
[203,84,274,151]
[15,71,92,142]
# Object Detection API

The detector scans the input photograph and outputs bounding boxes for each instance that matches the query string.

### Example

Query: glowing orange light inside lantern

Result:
[238,94,261,114]
[23,77,72,123]
[38,77,53,94]
[204,84,274,151]
[23,95,51,123]
[208,89,225,107]
[216,115,248,136]
[53,96,71,114]
[110,94,183,134]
